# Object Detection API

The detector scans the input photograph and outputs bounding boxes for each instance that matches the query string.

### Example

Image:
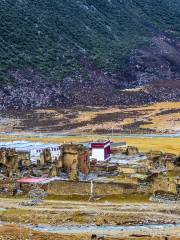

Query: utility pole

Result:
[90,179,94,197]
[89,178,94,202]
[111,126,114,139]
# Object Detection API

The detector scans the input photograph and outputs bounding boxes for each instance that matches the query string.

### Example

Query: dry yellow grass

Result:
[0,102,179,154]
[75,102,180,133]
[123,137,180,155]
[0,134,179,154]
[76,107,121,122]
[0,101,179,133]
[141,112,180,132]
[137,102,180,132]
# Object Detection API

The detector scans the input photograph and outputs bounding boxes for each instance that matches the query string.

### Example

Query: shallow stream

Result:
[21,223,180,235]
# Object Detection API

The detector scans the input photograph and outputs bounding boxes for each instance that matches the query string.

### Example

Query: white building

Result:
[89,140,111,162]
[0,141,61,163]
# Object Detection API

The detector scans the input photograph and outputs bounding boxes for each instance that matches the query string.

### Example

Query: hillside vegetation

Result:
[0,102,179,135]
[0,0,180,108]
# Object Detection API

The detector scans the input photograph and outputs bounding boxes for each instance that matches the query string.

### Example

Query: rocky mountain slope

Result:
[0,0,180,109]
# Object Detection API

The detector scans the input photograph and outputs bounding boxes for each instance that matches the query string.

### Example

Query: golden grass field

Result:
[123,137,180,154]
[0,102,179,154]
[0,102,179,133]
[62,102,180,133]
[0,134,179,154]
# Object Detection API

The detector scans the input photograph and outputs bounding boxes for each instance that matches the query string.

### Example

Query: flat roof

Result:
[90,140,110,144]
[0,141,60,152]
[17,178,49,184]
[111,142,127,147]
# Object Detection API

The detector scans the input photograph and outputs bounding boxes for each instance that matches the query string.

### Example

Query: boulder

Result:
[126,146,139,155]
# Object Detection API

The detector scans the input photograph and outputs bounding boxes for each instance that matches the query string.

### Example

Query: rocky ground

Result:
[1,225,180,240]
[1,70,180,110]
[0,198,179,239]
[0,225,180,240]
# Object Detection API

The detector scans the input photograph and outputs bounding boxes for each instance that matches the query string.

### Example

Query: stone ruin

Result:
[142,151,180,201]
[111,145,139,155]
[0,142,179,201]
[0,148,31,178]
[110,145,180,199]
[0,178,17,196]
[60,143,90,180]
[35,148,61,177]
[0,143,90,181]
[35,144,90,180]
[144,151,178,172]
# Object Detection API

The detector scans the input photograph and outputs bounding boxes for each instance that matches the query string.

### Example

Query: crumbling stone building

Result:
[34,148,61,177]
[153,175,176,194]
[60,144,89,180]
[0,148,31,177]
[39,149,52,165]
[144,151,178,172]
[34,144,90,180]
[118,164,148,175]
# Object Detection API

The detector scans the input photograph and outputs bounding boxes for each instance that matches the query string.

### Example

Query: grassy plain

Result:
[123,137,180,155]
[0,102,179,154]
[0,134,179,154]
[0,102,179,133]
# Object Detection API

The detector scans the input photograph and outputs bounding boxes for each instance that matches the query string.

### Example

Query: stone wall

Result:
[0,148,31,177]
[118,165,148,175]
[153,177,178,194]
[19,182,48,193]
[48,180,147,196]
[0,179,17,196]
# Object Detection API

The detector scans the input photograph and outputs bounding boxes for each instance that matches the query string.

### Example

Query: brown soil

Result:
[0,198,179,239]
[0,225,179,240]
[0,198,179,227]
